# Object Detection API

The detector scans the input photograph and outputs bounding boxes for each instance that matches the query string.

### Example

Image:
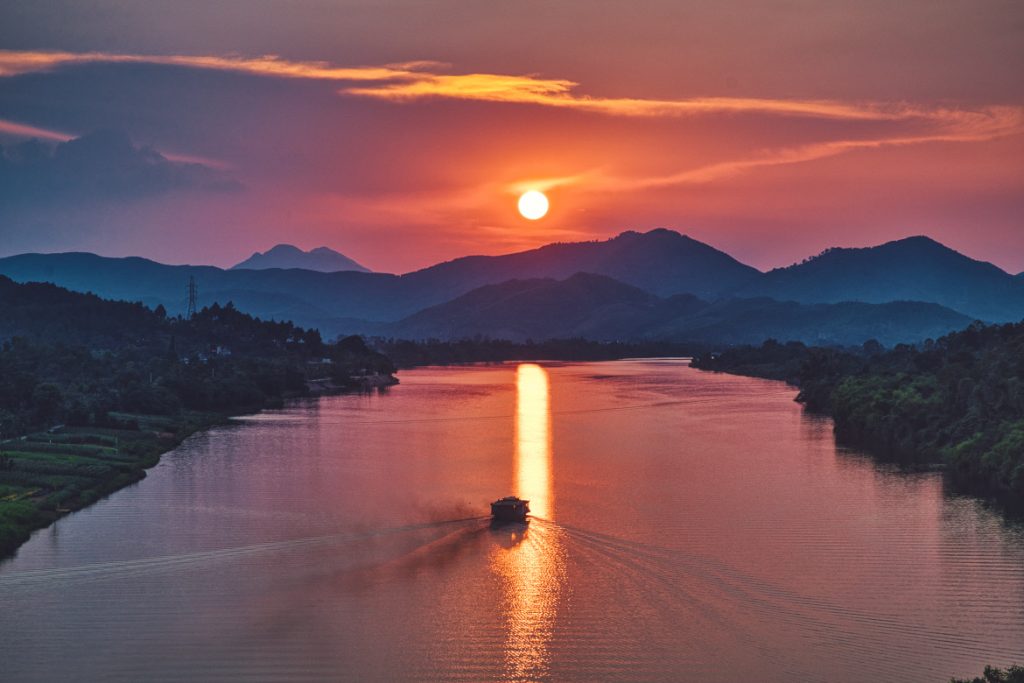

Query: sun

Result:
[517,190,549,220]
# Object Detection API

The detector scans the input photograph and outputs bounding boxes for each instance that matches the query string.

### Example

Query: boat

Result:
[490,496,530,523]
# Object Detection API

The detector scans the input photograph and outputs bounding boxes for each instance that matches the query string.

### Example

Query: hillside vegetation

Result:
[736,236,1024,321]
[0,275,395,557]
[693,321,1024,503]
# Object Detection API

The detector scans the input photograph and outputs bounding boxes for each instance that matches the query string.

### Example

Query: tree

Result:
[31,383,63,425]
[950,664,1024,683]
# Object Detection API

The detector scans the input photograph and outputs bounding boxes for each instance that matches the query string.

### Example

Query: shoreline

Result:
[692,363,1024,519]
[0,376,397,562]
[0,412,231,561]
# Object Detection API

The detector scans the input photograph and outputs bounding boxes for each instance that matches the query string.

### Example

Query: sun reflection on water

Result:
[491,363,565,681]
[515,363,552,519]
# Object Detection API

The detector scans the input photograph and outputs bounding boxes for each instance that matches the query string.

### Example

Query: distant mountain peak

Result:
[775,235,982,273]
[232,244,370,273]
[877,235,956,252]
[738,233,1024,322]
[615,227,693,241]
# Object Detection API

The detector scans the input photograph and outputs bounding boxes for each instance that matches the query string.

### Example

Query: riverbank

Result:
[0,412,232,560]
[691,325,1024,511]
[0,374,397,561]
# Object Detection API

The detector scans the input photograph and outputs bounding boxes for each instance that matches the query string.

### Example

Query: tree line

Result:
[369,336,704,368]
[692,321,1024,503]
[0,276,396,437]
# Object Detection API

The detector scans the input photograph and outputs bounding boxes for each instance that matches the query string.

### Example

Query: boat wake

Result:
[527,517,1014,679]
[0,516,489,590]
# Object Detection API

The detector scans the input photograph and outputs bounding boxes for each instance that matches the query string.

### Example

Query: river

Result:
[1,360,1022,681]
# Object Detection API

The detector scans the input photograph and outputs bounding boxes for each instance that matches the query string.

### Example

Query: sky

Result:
[0,0,1022,274]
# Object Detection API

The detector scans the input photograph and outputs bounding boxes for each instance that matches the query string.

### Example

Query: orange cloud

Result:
[0,118,72,141]
[4,49,1020,198]
[3,48,1012,127]
[597,105,1024,191]
[0,50,436,82]
[346,75,901,122]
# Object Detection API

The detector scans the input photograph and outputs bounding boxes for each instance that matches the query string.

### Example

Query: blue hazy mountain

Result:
[387,273,678,341]
[0,230,759,329]
[733,236,1024,322]
[404,228,760,301]
[0,230,1015,344]
[231,244,370,273]
[379,272,972,346]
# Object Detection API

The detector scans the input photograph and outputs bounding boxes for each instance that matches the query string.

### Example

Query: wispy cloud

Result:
[0,50,438,82]
[0,118,71,141]
[597,105,1024,191]
[3,49,1012,126]
[346,75,904,122]
[4,49,1021,196]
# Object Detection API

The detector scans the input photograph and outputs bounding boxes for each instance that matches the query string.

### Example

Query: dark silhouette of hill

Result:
[405,228,760,301]
[232,244,370,272]
[389,273,690,341]
[0,252,402,333]
[644,297,972,346]
[376,273,972,346]
[733,236,1024,321]
[0,274,391,370]
[0,230,757,335]
[0,274,162,349]
[0,231,1015,342]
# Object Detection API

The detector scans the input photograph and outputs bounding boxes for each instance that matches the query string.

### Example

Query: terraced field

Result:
[0,413,222,558]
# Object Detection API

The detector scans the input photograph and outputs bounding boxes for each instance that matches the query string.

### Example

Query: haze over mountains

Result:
[232,244,370,273]
[379,272,972,347]
[1,229,1021,346]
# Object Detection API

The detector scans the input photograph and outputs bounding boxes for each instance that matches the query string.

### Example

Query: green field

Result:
[0,413,224,558]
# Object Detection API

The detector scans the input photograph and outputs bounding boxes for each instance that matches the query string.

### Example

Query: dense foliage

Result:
[951,664,1024,683]
[693,322,1024,501]
[0,276,395,436]
[370,336,702,368]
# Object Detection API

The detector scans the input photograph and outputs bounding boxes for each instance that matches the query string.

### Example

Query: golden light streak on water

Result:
[514,363,552,519]
[492,363,565,682]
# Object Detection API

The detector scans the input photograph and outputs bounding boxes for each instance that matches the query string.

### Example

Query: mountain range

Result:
[1,229,1021,346]
[734,236,1024,322]
[373,272,973,347]
[232,244,370,273]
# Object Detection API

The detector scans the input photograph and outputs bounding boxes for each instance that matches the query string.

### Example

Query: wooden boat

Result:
[490,496,529,523]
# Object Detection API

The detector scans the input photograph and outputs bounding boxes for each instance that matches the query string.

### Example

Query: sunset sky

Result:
[1,1,1022,274]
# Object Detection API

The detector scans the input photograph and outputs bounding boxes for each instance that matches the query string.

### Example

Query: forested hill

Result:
[0,275,397,557]
[692,322,1024,503]
[734,236,1024,321]
[0,274,395,436]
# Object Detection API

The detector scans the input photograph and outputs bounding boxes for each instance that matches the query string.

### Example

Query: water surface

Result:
[2,360,1022,681]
